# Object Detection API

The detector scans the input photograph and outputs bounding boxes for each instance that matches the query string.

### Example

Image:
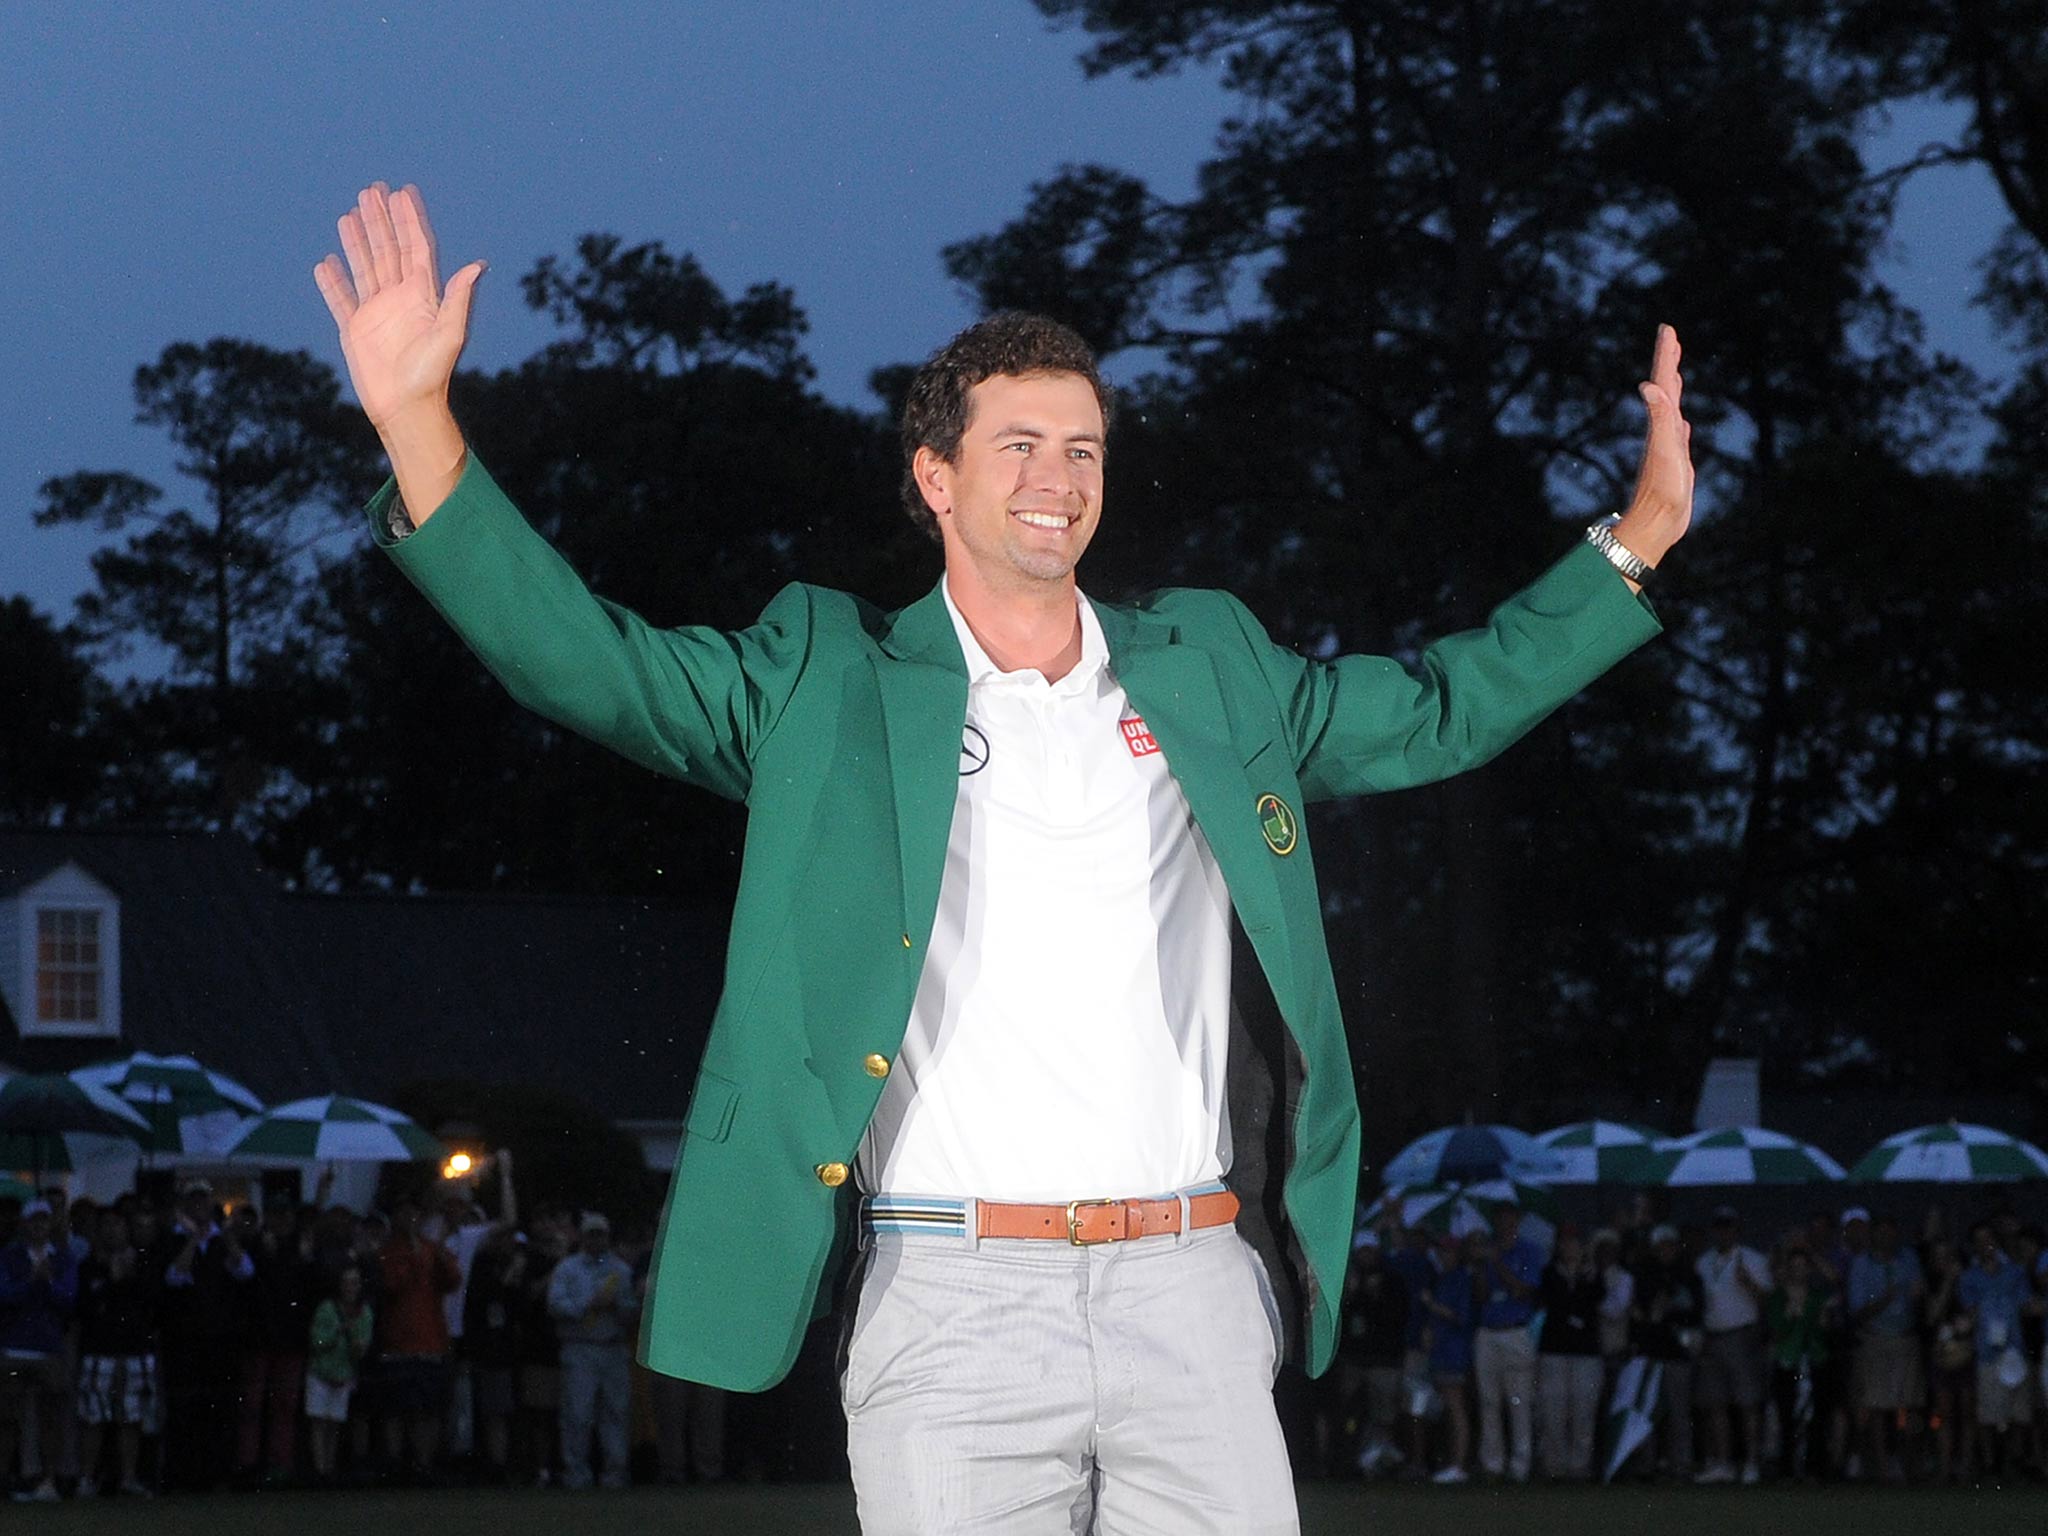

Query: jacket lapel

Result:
[875,582,970,945]
[1095,600,1296,1005]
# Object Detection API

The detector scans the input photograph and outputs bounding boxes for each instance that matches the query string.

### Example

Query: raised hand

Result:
[314,182,483,428]
[314,183,481,520]
[1613,324,1695,573]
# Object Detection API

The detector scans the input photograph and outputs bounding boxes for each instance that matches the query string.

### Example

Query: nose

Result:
[1024,450,1080,500]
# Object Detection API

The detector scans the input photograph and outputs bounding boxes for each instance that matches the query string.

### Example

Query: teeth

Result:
[1016,512,1070,529]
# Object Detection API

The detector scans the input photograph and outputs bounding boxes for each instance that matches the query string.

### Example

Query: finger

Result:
[437,259,488,346]
[392,184,442,302]
[338,210,377,299]
[1653,324,1684,411]
[359,181,403,290]
[313,255,358,329]
[1650,323,1677,385]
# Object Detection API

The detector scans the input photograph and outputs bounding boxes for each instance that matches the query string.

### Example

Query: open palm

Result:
[313,182,483,430]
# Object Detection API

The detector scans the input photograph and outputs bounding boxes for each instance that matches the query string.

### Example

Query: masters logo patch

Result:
[1256,793,1298,856]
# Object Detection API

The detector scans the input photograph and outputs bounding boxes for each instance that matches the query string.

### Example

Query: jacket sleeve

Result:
[368,454,815,803]
[1225,542,1662,803]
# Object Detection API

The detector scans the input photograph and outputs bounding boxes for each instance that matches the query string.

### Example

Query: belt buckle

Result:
[1066,1198,1121,1246]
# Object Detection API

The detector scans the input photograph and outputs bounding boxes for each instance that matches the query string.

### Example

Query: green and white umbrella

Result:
[70,1052,264,1158]
[1380,1124,1565,1186]
[1646,1126,1846,1186]
[0,1072,151,1174]
[223,1095,443,1164]
[0,1131,138,1177]
[1360,1179,1562,1242]
[1848,1122,2048,1184]
[1536,1120,1666,1185]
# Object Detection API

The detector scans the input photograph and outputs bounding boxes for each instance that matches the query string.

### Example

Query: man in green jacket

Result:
[315,181,1691,1532]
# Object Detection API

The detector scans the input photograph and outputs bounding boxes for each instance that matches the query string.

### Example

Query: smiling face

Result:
[916,371,1105,594]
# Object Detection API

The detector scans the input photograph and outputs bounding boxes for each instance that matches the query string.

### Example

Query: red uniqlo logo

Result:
[1120,716,1159,757]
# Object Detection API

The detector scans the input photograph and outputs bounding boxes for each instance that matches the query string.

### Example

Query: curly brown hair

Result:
[898,312,1113,543]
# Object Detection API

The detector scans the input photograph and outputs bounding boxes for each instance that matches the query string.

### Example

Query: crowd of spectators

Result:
[7,1164,2046,1500]
[0,1152,727,1500]
[1328,1198,2048,1488]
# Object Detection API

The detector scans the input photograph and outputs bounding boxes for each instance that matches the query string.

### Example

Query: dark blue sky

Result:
[0,2,2018,620]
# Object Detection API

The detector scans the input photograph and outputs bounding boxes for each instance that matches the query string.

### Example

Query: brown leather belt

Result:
[976,1189,1240,1246]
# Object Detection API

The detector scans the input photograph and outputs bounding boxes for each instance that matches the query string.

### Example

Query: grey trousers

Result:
[840,1220,1298,1534]
[558,1341,631,1490]
[1474,1326,1537,1479]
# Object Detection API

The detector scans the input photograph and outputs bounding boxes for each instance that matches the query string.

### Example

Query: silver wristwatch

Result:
[1584,514,1651,583]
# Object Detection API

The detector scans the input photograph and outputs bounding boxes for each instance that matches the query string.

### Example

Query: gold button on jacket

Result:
[862,1053,891,1079]
[815,1161,850,1188]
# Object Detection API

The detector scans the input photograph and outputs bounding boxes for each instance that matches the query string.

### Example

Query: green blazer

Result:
[370,454,1661,1391]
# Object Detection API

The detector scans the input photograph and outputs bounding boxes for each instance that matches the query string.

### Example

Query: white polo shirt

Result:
[1695,1245,1772,1331]
[855,582,1235,1203]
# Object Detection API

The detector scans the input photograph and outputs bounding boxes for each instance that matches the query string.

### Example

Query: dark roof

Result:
[0,828,724,1121]
[0,828,347,1097]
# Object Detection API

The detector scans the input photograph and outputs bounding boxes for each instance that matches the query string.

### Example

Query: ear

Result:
[912,445,952,519]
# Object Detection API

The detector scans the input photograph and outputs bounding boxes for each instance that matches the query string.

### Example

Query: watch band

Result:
[1584,515,1651,583]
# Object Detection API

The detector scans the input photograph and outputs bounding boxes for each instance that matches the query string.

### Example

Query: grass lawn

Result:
[12,1481,2048,1535]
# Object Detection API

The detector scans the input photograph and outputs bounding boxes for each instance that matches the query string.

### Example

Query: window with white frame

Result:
[37,908,103,1026]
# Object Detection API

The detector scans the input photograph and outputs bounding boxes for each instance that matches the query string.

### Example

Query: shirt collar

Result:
[940,579,1107,695]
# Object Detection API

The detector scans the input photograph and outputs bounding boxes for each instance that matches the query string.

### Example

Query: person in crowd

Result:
[1846,1213,1925,1482]
[307,1201,358,1284]
[374,1197,462,1482]
[1594,1228,1636,1367]
[1339,1236,1410,1478]
[1536,1225,1605,1480]
[1423,1231,1484,1485]
[157,1180,253,1492]
[237,1198,319,1485]
[2014,1226,2047,1475]
[71,1209,158,1499]
[547,1211,639,1491]
[1631,1223,1701,1480]
[41,1190,89,1491]
[1925,1236,1978,1485]
[1384,1223,1439,1479]
[46,1191,92,1265]
[462,1226,526,1484]
[430,1149,517,1471]
[305,1263,374,1484]
[1764,1243,1834,1480]
[516,1205,571,1486]
[1693,1205,1771,1485]
[1473,1205,1543,1482]
[1823,1206,1871,1472]
[344,1210,390,1472]
[1609,1193,1654,1259]
[1957,1220,2033,1479]
[0,1199,79,1502]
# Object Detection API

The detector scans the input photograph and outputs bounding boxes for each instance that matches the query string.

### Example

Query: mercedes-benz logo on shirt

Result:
[960,722,991,776]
